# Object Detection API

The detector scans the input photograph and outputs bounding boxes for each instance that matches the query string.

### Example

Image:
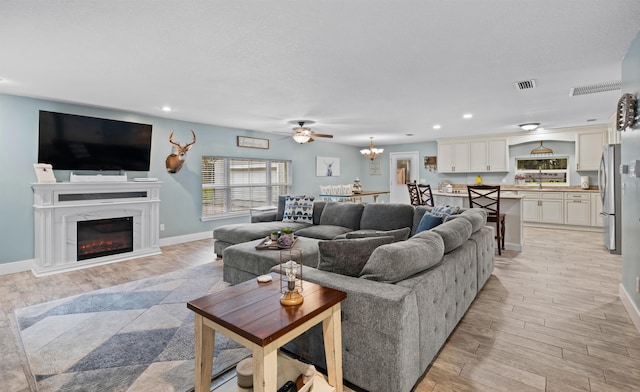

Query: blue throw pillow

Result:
[415,212,442,234]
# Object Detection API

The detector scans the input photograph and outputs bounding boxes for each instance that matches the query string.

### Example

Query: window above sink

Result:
[515,157,569,186]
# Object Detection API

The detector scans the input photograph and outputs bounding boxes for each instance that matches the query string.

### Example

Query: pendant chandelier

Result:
[360,137,384,160]
[530,140,553,155]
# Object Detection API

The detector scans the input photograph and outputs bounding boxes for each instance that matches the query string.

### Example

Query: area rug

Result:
[14,263,251,392]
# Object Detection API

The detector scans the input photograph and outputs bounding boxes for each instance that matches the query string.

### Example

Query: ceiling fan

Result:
[288,121,334,144]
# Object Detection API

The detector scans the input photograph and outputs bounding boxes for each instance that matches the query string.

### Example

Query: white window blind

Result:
[202,157,291,219]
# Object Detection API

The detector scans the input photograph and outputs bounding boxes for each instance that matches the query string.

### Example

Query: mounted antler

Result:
[165,130,196,173]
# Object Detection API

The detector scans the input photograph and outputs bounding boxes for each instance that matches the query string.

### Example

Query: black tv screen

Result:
[38,110,153,171]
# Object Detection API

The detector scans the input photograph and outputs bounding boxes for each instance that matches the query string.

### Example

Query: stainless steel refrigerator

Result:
[598,144,622,254]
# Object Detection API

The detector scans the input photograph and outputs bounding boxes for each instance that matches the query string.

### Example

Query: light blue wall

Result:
[0,93,367,264]
[621,30,640,310]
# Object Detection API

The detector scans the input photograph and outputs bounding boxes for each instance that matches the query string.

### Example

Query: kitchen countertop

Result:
[439,185,599,193]
[433,190,524,199]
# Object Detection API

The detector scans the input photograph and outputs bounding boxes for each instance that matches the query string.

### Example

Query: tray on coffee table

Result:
[255,236,298,250]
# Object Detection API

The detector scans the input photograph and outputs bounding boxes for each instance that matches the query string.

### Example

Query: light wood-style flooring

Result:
[1,227,638,392]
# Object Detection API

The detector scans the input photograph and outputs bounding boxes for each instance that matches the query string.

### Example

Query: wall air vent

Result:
[515,79,536,91]
[570,80,621,96]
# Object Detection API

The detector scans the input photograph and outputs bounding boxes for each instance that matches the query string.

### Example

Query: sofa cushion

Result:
[313,201,326,225]
[345,227,411,242]
[430,204,460,218]
[444,209,487,233]
[295,225,354,240]
[213,221,310,245]
[282,196,315,224]
[414,212,442,234]
[317,236,394,277]
[319,202,365,230]
[360,203,415,231]
[431,218,472,253]
[359,230,445,283]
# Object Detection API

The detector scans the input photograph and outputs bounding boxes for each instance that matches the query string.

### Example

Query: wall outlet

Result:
[160,224,165,232]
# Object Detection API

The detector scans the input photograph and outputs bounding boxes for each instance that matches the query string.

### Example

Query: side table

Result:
[187,273,347,392]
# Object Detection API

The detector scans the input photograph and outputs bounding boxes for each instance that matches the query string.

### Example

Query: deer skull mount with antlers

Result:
[165,130,196,173]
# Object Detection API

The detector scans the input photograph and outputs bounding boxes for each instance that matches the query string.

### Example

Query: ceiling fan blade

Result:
[310,133,333,138]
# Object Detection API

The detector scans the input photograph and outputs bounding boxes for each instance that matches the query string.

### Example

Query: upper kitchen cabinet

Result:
[469,138,508,172]
[575,129,606,171]
[437,141,470,173]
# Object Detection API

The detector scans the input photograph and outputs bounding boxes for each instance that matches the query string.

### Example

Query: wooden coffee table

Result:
[187,273,347,392]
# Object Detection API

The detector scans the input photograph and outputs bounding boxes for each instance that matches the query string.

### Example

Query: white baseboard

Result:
[0,258,34,276]
[159,231,213,247]
[619,283,640,335]
[0,231,213,277]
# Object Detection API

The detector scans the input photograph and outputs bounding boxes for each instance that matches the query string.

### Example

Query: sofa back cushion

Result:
[444,208,487,233]
[431,218,472,253]
[317,236,394,277]
[313,202,326,225]
[359,231,445,283]
[319,202,365,230]
[360,203,415,231]
[345,227,411,242]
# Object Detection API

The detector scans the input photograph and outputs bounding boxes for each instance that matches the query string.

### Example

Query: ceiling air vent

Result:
[570,80,621,96]
[515,79,536,91]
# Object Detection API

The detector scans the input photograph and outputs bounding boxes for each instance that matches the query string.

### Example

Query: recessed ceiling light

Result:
[463,113,473,119]
[433,125,441,130]
[161,105,172,112]
[586,118,597,122]
[406,133,414,136]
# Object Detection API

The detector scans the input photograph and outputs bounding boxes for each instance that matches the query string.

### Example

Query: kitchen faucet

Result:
[538,168,543,188]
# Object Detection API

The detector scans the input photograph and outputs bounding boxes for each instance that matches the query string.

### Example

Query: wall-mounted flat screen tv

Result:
[38,110,153,171]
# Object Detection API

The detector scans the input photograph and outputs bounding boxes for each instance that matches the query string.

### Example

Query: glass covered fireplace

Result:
[77,217,134,261]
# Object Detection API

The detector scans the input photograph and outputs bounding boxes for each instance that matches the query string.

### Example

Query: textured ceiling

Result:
[2,1,640,146]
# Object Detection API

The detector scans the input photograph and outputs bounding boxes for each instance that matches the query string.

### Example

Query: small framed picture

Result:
[237,136,269,149]
[316,156,340,177]
[33,163,57,183]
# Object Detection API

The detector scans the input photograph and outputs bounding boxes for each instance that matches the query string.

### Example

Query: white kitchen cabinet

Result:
[576,130,606,171]
[437,141,470,173]
[564,193,590,226]
[469,138,508,172]
[520,191,563,223]
[591,192,603,227]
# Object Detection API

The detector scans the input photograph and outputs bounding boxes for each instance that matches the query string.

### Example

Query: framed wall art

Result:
[369,159,381,175]
[237,136,270,149]
[316,156,340,177]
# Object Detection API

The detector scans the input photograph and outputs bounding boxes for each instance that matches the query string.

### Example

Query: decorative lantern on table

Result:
[279,250,304,306]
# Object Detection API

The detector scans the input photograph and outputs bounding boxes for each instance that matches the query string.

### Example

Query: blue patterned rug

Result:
[14,263,251,392]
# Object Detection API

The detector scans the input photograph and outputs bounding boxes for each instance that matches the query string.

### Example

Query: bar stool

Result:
[467,185,505,255]
[417,184,434,207]
[407,183,421,206]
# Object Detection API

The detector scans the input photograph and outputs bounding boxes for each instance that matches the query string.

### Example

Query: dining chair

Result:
[407,183,421,206]
[467,185,506,255]
[417,184,434,207]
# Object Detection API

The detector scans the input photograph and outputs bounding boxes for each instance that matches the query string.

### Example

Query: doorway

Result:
[389,152,419,204]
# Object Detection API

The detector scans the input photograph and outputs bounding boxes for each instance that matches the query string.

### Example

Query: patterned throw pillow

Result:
[430,204,460,218]
[282,196,315,223]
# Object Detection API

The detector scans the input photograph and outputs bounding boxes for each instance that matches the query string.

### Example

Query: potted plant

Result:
[278,228,295,247]
[515,174,527,186]
[270,231,280,241]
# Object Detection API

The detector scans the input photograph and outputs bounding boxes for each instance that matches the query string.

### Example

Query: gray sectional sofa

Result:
[212,200,494,392]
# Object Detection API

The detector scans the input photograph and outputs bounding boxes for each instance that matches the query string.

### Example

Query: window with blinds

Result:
[201,157,291,220]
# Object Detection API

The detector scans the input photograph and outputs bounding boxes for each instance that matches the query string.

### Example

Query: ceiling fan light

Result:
[519,122,540,131]
[293,134,311,144]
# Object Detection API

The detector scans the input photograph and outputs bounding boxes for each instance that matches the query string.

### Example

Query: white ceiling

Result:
[2,1,640,147]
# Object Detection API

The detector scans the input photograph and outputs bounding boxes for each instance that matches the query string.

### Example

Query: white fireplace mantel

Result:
[32,181,162,276]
